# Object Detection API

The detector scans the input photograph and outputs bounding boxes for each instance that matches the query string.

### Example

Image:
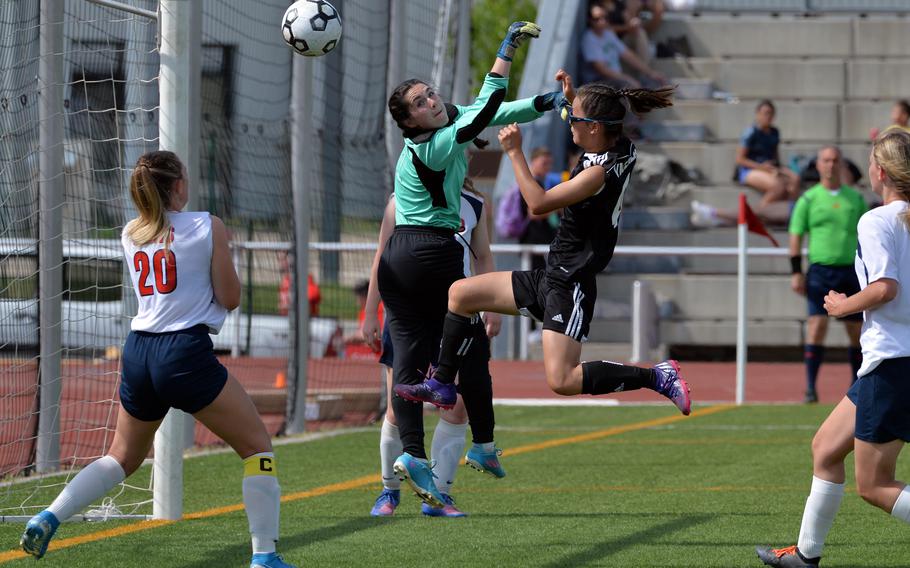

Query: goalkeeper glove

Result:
[497,21,541,62]
[535,90,569,117]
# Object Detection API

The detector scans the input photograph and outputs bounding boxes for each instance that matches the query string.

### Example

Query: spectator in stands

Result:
[789,146,867,404]
[691,99,800,228]
[869,99,910,140]
[608,0,665,66]
[736,100,800,206]
[580,1,667,89]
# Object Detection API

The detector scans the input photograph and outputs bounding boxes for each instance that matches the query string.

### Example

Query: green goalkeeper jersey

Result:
[393,73,544,229]
[789,183,867,266]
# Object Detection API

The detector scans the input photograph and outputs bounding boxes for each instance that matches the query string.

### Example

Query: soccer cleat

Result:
[756,545,819,568]
[20,510,60,559]
[369,488,400,517]
[393,377,457,410]
[465,444,506,478]
[421,493,467,517]
[803,389,819,404]
[392,453,446,509]
[250,552,297,568]
[652,359,691,416]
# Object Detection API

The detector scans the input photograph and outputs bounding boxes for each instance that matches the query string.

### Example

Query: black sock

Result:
[459,324,495,444]
[581,360,654,395]
[848,346,862,384]
[434,312,475,384]
[805,344,825,392]
[392,390,426,459]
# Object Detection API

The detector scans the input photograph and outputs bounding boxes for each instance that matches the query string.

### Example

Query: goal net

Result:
[0,0,465,522]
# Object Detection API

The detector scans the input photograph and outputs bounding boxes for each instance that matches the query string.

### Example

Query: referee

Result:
[789,145,867,403]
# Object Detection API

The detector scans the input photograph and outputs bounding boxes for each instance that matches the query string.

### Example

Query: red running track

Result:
[0,357,853,478]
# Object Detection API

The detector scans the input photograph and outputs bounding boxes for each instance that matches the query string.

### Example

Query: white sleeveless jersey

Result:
[122,211,228,334]
[458,191,484,276]
[854,200,910,376]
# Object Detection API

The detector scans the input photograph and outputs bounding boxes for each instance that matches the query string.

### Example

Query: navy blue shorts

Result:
[806,263,862,320]
[120,324,228,421]
[378,322,394,368]
[847,357,910,443]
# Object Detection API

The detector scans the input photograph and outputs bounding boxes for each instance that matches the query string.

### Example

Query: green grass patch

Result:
[2,405,909,566]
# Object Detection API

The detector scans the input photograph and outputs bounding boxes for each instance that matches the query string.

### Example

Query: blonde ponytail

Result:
[126,151,184,246]
[872,129,910,231]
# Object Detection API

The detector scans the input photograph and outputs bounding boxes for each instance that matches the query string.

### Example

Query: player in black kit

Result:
[396,70,692,472]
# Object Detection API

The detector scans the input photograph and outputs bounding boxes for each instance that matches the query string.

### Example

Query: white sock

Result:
[380,419,402,490]
[242,452,280,555]
[797,476,845,559]
[890,485,910,523]
[46,455,125,521]
[477,442,495,452]
[430,419,468,494]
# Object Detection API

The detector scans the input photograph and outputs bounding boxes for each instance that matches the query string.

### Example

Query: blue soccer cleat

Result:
[392,453,445,509]
[652,359,691,416]
[465,444,506,478]
[394,376,457,410]
[250,552,297,568]
[20,510,60,559]
[369,488,400,517]
[421,494,467,517]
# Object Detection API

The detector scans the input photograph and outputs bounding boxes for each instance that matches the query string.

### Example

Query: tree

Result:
[471,0,538,101]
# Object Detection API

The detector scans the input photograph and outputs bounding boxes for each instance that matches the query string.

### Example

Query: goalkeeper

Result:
[380,21,562,509]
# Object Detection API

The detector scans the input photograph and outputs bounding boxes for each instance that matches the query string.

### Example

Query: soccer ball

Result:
[281,0,342,57]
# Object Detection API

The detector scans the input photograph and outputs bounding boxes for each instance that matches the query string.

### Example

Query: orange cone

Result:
[274,371,287,389]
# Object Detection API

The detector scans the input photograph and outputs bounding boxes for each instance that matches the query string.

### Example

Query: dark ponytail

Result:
[615,85,676,115]
[575,82,674,135]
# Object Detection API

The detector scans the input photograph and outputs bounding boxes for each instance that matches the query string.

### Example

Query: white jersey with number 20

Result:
[122,211,228,334]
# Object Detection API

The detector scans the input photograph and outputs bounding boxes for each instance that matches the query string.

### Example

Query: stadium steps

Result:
[645,100,839,142]
[660,184,877,212]
[654,57,847,100]
[635,141,870,184]
[654,14,909,59]
[585,273,855,347]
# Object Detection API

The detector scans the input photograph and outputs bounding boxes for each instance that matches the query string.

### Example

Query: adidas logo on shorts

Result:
[551,314,564,323]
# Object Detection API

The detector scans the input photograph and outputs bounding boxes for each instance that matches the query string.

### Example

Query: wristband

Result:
[790,255,802,274]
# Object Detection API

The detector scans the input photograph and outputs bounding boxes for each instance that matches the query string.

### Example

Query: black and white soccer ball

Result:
[281,0,342,57]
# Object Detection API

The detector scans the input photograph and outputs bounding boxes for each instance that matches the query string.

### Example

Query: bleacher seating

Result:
[611,9,908,355]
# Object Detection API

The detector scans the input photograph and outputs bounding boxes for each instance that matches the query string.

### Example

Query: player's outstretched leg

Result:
[651,360,691,415]
[465,444,506,478]
[393,453,446,509]
[755,545,820,568]
[20,510,60,559]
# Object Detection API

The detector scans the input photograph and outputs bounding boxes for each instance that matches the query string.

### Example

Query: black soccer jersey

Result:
[547,137,636,280]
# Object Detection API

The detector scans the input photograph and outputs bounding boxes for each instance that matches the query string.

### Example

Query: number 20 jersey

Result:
[121,211,228,334]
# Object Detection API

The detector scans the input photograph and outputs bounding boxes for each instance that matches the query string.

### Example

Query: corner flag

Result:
[738,193,779,247]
